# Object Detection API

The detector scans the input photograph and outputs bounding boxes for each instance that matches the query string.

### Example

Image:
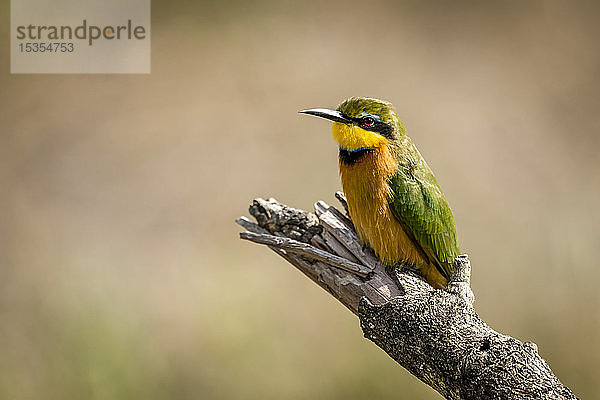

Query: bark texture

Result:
[237,194,578,400]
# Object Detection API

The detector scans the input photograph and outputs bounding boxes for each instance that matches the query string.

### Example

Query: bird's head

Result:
[300,97,405,151]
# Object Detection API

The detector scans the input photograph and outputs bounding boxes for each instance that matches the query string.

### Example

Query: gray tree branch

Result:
[236,194,578,400]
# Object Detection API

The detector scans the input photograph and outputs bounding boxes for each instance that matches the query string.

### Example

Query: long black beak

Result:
[299,108,352,124]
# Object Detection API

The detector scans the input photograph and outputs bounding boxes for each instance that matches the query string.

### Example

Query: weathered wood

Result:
[237,197,579,400]
[240,231,372,278]
[310,233,331,252]
[321,230,361,264]
[314,201,380,270]
[236,211,400,311]
[335,190,350,215]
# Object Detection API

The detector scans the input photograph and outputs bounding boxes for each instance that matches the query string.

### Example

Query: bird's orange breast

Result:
[339,144,427,267]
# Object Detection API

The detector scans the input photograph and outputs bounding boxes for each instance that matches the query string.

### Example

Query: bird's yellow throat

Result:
[332,122,387,151]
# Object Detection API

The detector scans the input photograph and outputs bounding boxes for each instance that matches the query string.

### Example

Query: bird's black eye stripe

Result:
[379,125,394,139]
[339,113,394,139]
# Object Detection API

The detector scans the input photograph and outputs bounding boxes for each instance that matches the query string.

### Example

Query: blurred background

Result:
[1,0,599,398]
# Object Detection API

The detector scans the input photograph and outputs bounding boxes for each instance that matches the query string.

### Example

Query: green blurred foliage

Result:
[1,0,599,399]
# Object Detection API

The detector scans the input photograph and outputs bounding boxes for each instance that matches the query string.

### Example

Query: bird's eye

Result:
[363,117,375,127]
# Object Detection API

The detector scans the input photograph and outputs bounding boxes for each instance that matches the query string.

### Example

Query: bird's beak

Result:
[299,108,352,124]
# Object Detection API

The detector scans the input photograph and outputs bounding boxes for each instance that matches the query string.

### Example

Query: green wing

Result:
[388,153,460,279]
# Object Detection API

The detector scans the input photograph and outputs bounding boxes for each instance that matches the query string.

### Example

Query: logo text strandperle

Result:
[16,19,146,46]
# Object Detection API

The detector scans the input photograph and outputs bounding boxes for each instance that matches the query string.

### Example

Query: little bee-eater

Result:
[300,97,460,288]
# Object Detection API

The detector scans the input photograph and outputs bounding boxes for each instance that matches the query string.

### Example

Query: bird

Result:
[300,97,460,288]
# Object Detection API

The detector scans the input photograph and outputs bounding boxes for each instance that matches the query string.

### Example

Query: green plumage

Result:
[388,138,460,279]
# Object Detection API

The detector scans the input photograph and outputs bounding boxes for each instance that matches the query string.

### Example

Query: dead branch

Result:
[236,194,578,400]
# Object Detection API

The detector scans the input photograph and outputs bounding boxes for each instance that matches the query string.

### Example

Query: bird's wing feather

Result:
[388,153,460,279]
